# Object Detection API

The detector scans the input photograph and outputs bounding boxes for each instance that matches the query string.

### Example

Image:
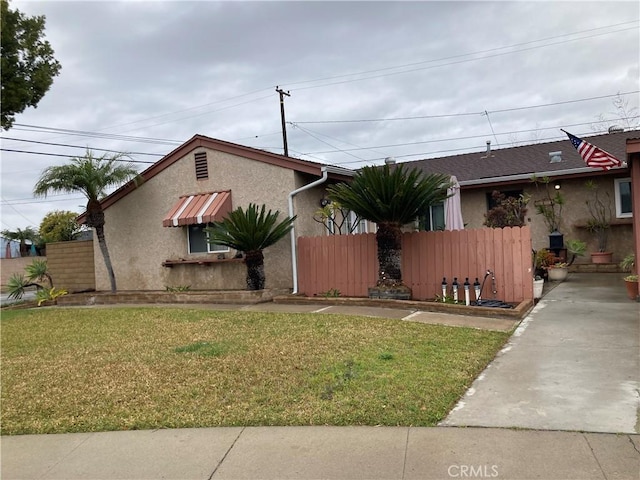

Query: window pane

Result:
[432,203,445,230]
[620,180,632,214]
[419,203,445,231]
[188,224,208,253]
[188,224,228,253]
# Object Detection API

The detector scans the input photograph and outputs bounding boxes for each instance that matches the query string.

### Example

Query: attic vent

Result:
[608,125,624,133]
[549,151,562,163]
[194,152,208,180]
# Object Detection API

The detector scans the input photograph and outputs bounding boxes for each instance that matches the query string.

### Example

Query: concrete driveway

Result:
[441,273,640,433]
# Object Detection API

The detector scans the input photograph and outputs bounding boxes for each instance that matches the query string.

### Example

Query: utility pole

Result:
[276,86,290,157]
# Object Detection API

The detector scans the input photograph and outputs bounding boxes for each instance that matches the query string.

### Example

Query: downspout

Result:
[288,167,329,294]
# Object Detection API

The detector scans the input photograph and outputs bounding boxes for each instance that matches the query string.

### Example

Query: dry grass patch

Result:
[1,307,510,434]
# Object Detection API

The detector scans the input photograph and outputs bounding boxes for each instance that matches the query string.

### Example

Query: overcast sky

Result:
[1,0,638,232]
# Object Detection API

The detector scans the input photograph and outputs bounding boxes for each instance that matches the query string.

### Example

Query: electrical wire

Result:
[0,137,164,156]
[293,91,640,125]
[0,149,154,164]
[288,26,639,92]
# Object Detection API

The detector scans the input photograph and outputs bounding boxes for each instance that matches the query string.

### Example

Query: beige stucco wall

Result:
[95,148,331,291]
[459,174,633,264]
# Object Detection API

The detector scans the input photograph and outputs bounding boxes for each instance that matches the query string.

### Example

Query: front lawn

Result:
[1,307,509,435]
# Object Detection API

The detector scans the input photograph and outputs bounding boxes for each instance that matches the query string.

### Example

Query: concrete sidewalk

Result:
[441,273,640,434]
[2,426,639,480]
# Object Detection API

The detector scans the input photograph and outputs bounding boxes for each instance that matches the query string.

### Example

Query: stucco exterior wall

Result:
[95,148,331,291]
[460,174,633,264]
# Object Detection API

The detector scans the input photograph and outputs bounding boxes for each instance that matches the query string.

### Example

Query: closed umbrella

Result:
[444,175,464,231]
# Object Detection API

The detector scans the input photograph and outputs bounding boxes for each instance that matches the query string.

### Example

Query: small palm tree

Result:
[205,204,296,290]
[33,151,139,292]
[1,226,38,256]
[327,164,450,289]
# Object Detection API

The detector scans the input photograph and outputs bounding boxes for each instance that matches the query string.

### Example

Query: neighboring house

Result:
[407,129,638,264]
[79,135,353,291]
[1,236,20,258]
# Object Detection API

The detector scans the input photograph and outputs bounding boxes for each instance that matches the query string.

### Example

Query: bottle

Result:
[452,277,459,303]
[464,277,470,306]
[474,277,481,301]
[441,277,447,301]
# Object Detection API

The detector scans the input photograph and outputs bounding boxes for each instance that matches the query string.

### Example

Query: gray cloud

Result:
[1,0,638,231]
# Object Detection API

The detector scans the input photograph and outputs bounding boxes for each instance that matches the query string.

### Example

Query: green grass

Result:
[0,307,510,435]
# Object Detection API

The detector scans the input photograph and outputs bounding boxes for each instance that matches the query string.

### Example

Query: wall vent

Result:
[195,152,208,180]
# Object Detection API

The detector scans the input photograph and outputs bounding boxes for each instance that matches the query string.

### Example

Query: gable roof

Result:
[407,130,637,188]
[78,134,354,222]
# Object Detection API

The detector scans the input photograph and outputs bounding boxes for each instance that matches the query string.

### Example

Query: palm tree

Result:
[1,226,38,256]
[327,164,450,289]
[33,151,139,292]
[205,203,296,290]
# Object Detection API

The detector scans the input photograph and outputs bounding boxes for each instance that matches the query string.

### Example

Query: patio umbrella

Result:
[444,175,464,231]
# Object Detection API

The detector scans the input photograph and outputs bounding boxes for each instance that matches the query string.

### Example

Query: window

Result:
[614,178,632,218]
[346,211,367,234]
[187,224,229,254]
[194,152,208,180]
[326,209,366,235]
[419,202,445,231]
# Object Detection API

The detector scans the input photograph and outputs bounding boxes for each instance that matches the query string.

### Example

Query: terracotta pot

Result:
[624,280,639,300]
[590,252,613,264]
[547,267,568,282]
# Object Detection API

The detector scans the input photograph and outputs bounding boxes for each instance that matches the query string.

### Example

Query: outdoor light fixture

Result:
[554,183,561,190]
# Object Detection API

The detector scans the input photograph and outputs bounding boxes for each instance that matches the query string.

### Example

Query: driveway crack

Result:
[582,434,608,480]
[208,427,245,480]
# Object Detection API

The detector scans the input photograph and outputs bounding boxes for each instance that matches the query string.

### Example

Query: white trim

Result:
[458,166,627,187]
[196,192,218,224]
[172,195,194,227]
[614,177,632,218]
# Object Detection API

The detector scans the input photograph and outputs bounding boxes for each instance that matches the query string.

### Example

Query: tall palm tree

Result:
[33,151,139,292]
[205,203,296,290]
[327,164,450,289]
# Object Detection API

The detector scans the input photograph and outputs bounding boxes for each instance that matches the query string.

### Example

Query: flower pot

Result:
[547,267,568,282]
[624,279,639,300]
[533,279,544,299]
[590,252,613,264]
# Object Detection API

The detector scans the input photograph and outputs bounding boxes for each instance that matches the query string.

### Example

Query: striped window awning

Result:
[162,191,232,227]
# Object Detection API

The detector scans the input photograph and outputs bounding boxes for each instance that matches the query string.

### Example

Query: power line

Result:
[304,121,634,156]
[287,25,639,92]
[0,137,164,156]
[293,91,640,125]
[0,149,155,164]
[280,21,639,89]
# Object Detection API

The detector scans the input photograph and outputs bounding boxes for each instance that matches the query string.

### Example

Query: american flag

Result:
[563,130,622,170]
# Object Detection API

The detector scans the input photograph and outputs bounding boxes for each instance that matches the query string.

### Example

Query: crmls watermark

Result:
[448,464,499,478]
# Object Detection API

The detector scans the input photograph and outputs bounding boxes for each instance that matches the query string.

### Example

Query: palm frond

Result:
[205,203,295,253]
[327,164,451,225]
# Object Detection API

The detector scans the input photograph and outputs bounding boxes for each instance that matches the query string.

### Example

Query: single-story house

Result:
[406,129,638,265]
[79,135,353,291]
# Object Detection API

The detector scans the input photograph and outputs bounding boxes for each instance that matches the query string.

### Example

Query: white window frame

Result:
[327,210,367,235]
[614,178,632,218]
[346,211,368,234]
[187,224,230,254]
[420,202,445,231]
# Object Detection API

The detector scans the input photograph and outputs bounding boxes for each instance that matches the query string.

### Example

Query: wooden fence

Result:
[297,227,533,303]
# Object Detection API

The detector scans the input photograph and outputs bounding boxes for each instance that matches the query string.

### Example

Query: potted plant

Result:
[620,253,638,300]
[584,180,613,263]
[546,262,569,282]
[565,239,587,266]
[532,176,565,252]
[533,248,556,280]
